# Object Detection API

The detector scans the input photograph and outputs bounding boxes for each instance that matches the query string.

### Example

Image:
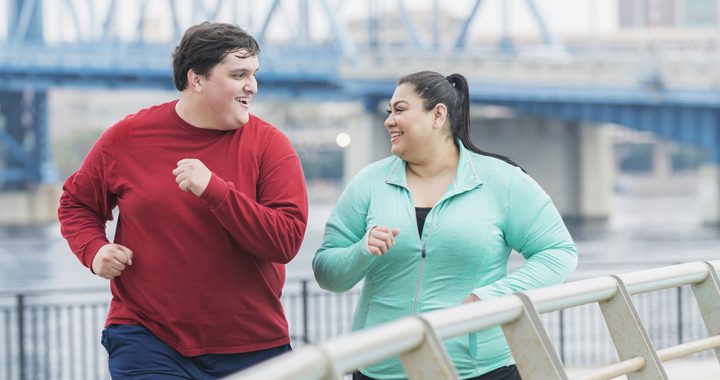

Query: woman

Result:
[312,71,577,380]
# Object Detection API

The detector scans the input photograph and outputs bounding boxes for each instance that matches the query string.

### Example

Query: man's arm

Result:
[173,131,308,264]
[57,131,131,276]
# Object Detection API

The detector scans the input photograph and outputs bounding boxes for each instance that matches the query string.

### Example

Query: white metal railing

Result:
[227,260,720,380]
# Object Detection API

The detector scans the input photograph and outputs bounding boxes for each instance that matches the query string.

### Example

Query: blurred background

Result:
[2,0,720,378]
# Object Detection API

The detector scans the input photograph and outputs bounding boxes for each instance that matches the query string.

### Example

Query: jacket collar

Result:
[384,141,484,197]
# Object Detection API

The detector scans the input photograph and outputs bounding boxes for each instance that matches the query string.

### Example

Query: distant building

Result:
[620,0,719,28]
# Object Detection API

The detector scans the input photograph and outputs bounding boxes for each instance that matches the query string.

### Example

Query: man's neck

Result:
[175,96,214,130]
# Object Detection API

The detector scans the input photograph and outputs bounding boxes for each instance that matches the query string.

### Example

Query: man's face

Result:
[199,50,259,130]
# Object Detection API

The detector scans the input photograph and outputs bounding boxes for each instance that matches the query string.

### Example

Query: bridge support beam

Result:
[0,184,62,225]
[0,90,59,224]
[341,107,613,220]
[470,116,612,220]
[698,163,720,225]
[343,99,391,184]
[0,90,57,189]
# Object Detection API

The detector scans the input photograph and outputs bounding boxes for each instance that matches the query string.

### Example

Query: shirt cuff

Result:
[199,173,229,209]
[83,239,110,272]
[471,286,502,301]
[360,225,378,256]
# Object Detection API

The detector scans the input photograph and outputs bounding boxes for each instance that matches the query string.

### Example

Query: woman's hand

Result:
[367,226,399,256]
[463,294,481,304]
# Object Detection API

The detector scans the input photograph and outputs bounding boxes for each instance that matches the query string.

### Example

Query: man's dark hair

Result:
[172,22,260,91]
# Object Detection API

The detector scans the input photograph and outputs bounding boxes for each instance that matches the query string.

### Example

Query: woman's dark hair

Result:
[172,22,260,91]
[398,71,524,171]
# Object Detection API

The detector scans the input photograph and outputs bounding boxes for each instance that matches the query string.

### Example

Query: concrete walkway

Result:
[568,359,719,379]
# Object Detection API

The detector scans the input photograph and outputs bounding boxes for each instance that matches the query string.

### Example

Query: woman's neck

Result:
[406,140,459,179]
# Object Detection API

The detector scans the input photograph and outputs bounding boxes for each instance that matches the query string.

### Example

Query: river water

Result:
[1,190,719,292]
[2,189,720,379]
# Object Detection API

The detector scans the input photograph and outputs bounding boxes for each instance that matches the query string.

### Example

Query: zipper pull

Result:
[421,247,426,258]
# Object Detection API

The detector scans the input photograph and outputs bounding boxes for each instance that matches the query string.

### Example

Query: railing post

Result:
[302,280,309,344]
[501,293,567,380]
[558,309,565,364]
[691,262,720,362]
[399,316,460,380]
[16,294,26,380]
[599,275,667,379]
[676,286,683,345]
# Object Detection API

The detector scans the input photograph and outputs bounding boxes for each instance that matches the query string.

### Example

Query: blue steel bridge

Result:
[3,0,720,220]
[3,2,720,379]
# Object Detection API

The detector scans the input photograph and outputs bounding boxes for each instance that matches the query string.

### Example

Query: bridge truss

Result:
[3,0,720,190]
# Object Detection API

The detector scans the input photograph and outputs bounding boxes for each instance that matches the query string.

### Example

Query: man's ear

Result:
[433,103,448,129]
[187,69,203,93]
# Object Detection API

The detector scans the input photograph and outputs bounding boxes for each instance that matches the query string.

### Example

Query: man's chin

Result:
[237,113,250,126]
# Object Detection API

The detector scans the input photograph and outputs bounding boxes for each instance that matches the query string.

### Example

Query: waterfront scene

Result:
[4,0,720,378]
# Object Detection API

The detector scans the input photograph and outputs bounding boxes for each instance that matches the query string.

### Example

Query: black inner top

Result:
[415,207,432,237]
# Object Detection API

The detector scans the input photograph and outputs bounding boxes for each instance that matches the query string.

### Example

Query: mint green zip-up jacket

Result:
[313,143,577,379]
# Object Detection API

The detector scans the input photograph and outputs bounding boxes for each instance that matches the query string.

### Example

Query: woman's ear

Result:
[433,103,448,129]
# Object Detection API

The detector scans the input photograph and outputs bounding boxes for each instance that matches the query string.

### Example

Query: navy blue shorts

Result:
[101,324,291,379]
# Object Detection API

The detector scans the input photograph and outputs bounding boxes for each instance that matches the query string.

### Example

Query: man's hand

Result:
[367,226,400,256]
[92,244,134,280]
[172,159,212,196]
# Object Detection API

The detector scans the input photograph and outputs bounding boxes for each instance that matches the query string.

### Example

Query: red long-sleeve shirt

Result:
[58,100,308,356]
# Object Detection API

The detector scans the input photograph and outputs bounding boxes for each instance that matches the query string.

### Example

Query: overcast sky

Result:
[3,0,619,43]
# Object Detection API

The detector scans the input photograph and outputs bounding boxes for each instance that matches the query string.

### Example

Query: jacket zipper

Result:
[411,212,435,314]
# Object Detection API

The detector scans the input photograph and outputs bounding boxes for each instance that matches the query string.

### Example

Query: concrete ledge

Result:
[0,184,62,225]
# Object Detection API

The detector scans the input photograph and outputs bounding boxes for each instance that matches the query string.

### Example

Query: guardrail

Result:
[0,279,361,380]
[228,260,720,380]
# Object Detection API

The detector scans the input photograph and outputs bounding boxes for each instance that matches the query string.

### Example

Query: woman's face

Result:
[384,83,436,161]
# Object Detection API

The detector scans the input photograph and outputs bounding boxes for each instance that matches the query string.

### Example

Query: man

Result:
[58,22,308,378]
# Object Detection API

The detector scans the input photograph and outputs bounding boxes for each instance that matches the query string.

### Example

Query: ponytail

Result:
[444,74,525,172]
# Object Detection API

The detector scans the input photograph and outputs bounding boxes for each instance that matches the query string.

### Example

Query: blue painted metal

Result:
[3,0,720,189]
[101,0,118,41]
[455,0,563,52]
[258,0,283,44]
[524,0,563,50]
[432,0,440,50]
[318,0,358,61]
[63,0,82,42]
[367,0,379,48]
[395,0,423,49]
[454,0,484,51]
[9,0,43,43]
[499,0,514,52]
[300,0,310,43]
[193,0,225,22]
[0,90,55,188]
[168,0,182,40]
